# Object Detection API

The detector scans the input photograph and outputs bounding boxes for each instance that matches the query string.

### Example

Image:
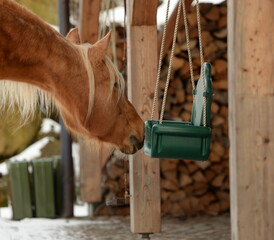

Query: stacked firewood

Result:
[97,2,229,217]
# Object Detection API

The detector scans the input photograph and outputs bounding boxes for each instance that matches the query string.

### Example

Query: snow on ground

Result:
[0,204,91,240]
[0,203,89,220]
[0,136,54,175]
[0,216,93,240]
[0,206,12,219]
[0,164,7,176]
[40,118,61,134]
[10,137,54,161]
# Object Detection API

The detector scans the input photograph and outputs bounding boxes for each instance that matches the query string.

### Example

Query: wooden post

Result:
[79,0,101,43]
[78,0,103,203]
[228,0,274,239]
[126,0,161,234]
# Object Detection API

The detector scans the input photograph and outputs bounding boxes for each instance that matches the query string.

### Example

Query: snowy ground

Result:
[0,204,89,220]
[0,208,230,240]
[0,204,92,240]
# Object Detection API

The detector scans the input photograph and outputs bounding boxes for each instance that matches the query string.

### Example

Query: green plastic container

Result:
[32,158,56,218]
[9,161,33,220]
[144,63,213,160]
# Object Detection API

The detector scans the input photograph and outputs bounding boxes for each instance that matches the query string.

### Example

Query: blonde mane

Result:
[0,81,54,121]
[104,55,125,101]
[77,44,95,125]
[0,46,125,125]
[78,44,125,125]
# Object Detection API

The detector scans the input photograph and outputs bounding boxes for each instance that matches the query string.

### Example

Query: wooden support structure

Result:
[78,0,103,203]
[79,0,101,43]
[228,0,274,239]
[126,0,161,234]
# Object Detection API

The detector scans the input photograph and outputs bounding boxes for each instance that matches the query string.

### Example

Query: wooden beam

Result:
[157,0,192,60]
[79,0,101,43]
[79,141,102,202]
[126,0,161,234]
[127,0,158,26]
[78,0,103,203]
[79,141,112,202]
[228,0,274,239]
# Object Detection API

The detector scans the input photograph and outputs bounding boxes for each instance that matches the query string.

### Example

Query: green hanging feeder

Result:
[144,0,213,161]
[144,63,212,160]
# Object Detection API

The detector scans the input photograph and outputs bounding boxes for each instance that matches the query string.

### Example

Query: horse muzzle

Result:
[130,135,144,153]
[119,135,144,155]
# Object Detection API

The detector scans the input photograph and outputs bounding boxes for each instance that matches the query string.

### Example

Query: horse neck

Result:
[0,0,87,94]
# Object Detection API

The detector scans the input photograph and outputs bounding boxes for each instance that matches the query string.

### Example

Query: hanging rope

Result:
[151,0,171,121]
[151,0,207,127]
[159,0,182,124]
[181,0,195,95]
[195,0,207,127]
[110,0,118,68]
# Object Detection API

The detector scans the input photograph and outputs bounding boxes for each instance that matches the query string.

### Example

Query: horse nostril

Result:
[130,135,138,145]
[130,135,144,150]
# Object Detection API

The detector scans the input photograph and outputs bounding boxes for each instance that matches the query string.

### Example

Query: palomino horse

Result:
[0,0,144,154]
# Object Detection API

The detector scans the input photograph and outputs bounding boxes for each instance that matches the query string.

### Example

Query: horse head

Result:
[0,0,144,155]
[65,28,144,154]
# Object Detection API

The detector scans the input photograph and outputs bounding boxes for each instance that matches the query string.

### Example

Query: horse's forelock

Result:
[79,45,125,125]
[104,56,125,101]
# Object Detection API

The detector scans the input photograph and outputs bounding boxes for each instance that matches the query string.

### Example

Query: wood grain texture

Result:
[79,141,102,202]
[78,0,102,202]
[228,0,274,239]
[126,24,161,233]
[127,0,158,26]
[79,0,101,43]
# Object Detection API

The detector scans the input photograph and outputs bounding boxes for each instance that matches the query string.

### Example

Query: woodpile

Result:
[97,2,229,217]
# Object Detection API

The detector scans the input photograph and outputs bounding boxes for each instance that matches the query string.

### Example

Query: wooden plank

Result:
[79,141,102,202]
[79,141,112,202]
[78,0,103,203]
[127,0,158,26]
[79,0,101,43]
[127,0,160,234]
[228,0,274,239]
[157,0,192,60]
[127,24,161,233]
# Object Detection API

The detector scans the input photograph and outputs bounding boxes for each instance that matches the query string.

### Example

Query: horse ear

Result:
[66,28,81,44]
[93,30,111,53]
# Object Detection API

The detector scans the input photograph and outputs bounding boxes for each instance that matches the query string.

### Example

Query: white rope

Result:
[195,0,207,127]
[153,0,207,127]
[151,0,171,120]
[110,0,118,68]
[159,0,182,124]
[181,0,195,94]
